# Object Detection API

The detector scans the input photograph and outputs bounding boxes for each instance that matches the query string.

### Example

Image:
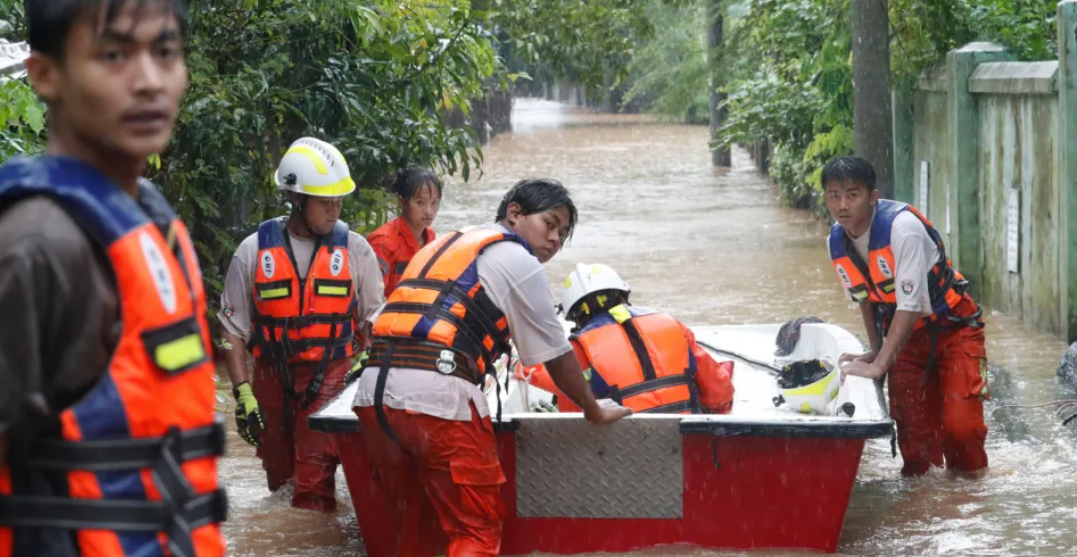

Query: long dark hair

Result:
[390,167,442,200]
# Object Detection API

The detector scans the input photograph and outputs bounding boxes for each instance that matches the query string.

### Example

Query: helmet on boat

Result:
[275,137,356,198]
[560,263,631,321]
[773,359,841,415]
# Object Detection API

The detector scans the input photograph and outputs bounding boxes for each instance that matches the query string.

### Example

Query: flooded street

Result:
[222,99,1077,556]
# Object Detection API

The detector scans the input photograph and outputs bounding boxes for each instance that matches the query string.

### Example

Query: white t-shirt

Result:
[832,206,937,317]
[352,224,573,421]
[217,221,385,342]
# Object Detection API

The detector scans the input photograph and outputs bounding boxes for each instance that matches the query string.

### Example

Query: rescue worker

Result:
[824,156,989,478]
[217,137,384,512]
[0,1,227,555]
[368,167,441,297]
[352,178,632,556]
[524,263,735,414]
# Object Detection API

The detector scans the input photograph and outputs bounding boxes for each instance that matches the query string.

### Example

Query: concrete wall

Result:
[896,3,1077,340]
[977,93,1060,332]
[912,90,954,248]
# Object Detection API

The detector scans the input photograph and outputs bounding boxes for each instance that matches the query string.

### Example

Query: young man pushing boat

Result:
[352,178,631,556]
[823,156,989,478]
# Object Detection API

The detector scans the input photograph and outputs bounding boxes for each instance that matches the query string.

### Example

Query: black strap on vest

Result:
[373,340,400,444]
[0,425,228,557]
[397,278,511,355]
[619,319,658,382]
[610,374,692,402]
[637,400,694,414]
[20,425,224,471]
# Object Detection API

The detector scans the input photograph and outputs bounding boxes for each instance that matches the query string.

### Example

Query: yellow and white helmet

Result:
[774,360,841,415]
[275,137,356,198]
[560,263,631,317]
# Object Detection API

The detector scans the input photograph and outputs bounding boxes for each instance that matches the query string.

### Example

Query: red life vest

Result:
[571,305,699,414]
[368,216,436,297]
[828,200,981,335]
[0,156,226,557]
[370,226,530,384]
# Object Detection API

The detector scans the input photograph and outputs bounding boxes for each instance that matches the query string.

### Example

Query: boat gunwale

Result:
[308,408,894,439]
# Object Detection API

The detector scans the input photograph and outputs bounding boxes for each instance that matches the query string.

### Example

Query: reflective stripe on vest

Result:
[371,226,530,382]
[572,305,699,414]
[250,218,356,363]
[0,156,226,557]
[828,200,970,328]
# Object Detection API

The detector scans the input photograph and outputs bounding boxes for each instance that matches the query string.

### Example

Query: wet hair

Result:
[27,0,188,60]
[821,156,876,192]
[391,167,443,200]
[495,178,578,244]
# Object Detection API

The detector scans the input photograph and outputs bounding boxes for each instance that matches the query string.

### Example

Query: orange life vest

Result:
[250,218,357,405]
[828,200,981,337]
[368,216,436,297]
[370,226,529,385]
[0,156,226,557]
[571,305,699,414]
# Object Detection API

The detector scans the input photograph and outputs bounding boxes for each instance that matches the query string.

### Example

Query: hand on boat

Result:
[838,350,877,367]
[840,360,886,382]
[584,398,633,426]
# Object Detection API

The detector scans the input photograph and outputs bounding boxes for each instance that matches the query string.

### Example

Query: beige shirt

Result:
[836,206,937,317]
[217,218,385,343]
[352,224,573,421]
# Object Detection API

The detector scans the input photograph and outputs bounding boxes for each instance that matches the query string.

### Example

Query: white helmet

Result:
[560,263,630,317]
[274,137,356,198]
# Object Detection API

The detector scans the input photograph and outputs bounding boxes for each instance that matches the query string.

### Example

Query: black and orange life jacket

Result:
[369,225,530,385]
[249,217,357,405]
[828,199,982,338]
[0,156,226,557]
[572,305,699,414]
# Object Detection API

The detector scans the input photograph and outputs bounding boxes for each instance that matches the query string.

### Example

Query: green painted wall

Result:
[903,48,1068,338]
[912,90,954,249]
[977,95,1061,335]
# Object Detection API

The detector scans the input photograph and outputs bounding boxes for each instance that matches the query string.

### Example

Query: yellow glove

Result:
[233,382,265,447]
[345,348,370,385]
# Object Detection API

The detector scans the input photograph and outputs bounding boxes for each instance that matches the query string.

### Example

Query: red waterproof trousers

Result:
[888,324,990,476]
[252,358,350,511]
[355,404,506,557]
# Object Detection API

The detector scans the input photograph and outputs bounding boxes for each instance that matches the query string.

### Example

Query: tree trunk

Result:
[707,1,731,167]
[851,0,894,198]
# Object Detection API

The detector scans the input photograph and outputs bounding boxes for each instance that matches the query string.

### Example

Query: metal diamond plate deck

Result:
[515,417,683,519]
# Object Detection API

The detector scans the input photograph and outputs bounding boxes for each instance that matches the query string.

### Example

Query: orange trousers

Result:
[356,404,505,557]
[253,358,349,512]
[888,324,989,476]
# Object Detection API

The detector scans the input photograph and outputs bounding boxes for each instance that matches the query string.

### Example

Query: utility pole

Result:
[707,0,731,167]
[851,0,894,198]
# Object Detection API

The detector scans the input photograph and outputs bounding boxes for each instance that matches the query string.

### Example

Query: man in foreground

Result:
[0,1,226,555]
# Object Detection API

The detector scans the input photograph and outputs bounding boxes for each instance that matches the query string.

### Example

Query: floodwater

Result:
[221,99,1077,556]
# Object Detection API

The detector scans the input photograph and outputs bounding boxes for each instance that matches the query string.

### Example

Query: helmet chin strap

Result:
[287,193,317,238]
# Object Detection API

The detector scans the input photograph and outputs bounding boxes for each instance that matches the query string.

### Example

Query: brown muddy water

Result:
[220,99,1077,556]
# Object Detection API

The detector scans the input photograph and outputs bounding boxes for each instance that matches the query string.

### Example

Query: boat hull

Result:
[323,416,883,555]
[313,323,892,554]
